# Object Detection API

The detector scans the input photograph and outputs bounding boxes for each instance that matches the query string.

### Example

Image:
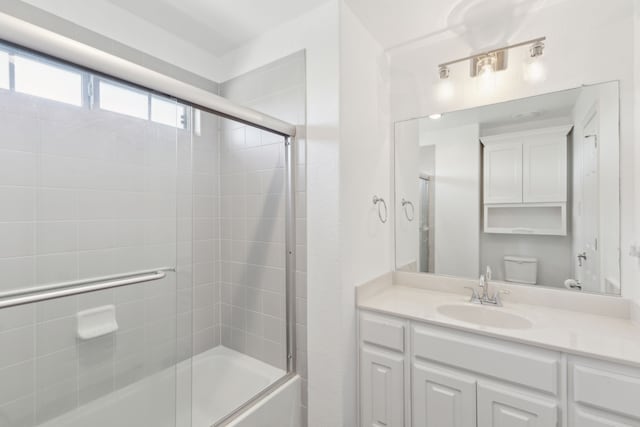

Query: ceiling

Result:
[105,0,328,57]
[345,0,545,51]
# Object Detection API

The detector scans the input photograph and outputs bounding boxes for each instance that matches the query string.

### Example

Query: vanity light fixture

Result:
[523,40,547,83]
[437,65,455,100]
[436,37,546,92]
[476,53,498,93]
[428,113,442,120]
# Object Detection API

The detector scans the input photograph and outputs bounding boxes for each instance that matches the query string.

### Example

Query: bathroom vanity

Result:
[357,273,640,427]
[382,23,635,427]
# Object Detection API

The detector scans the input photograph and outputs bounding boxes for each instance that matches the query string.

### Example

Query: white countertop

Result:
[359,284,640,368]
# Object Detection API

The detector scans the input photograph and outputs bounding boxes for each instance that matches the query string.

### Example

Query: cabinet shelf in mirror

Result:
[484,202,567,236]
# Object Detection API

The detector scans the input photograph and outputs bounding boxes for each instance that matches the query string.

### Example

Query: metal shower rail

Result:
[0,10,297,138]
[0,267,175,309]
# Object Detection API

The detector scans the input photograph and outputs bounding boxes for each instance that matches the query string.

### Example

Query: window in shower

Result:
[0,43,187,130]
[13,54,83,106]
[97,78,187,129]
[152,95,187,128]
[98,79,149,119]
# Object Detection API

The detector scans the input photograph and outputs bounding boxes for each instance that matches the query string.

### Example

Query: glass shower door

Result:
[0,45,186,427]
[188,110,291,427]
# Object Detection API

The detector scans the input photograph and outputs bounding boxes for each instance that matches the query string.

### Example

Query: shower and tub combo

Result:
[0,12,300,427]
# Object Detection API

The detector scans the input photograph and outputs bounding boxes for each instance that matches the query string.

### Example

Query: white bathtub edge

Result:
[227,375,302,427]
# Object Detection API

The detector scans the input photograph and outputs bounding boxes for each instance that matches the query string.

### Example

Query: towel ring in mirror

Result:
[372,195,388,223]
[401,198,415,221]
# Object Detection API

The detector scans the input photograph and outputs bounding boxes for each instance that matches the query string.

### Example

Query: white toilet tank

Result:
[503,256,538,285]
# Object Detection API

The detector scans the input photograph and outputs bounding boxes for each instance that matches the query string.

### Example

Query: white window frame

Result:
[0,41,188,130]
[93,76,187,130]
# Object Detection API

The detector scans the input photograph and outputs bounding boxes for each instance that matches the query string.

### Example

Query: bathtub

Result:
[39,346,297,427]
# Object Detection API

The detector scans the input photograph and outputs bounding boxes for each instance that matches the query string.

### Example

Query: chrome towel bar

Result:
[0,267,175,309]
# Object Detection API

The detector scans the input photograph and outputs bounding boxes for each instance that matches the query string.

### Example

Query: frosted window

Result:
[99,81,148,120]
[0,51,8,90]
[14,55,82,106]
[151,96,186,128]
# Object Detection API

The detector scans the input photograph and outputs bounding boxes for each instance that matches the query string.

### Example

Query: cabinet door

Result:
[477,382,558,427]
[360,346,405,427]
[522,137,567,202]
[573,407,640,427]
[412,362,476,427]
[484,142,523,203]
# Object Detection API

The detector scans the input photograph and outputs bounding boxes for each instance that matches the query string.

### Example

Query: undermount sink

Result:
[437,304,533,330]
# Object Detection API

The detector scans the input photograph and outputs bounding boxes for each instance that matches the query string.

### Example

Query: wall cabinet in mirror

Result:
[482,142,523,204]
[481,126,571,205]
[484,203,567,236]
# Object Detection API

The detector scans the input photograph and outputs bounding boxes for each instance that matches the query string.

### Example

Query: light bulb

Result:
[476,55,497,94]
[524,56,547,83]
[477,65,496,94]
[437,78,454,101]
[524,41,547,83]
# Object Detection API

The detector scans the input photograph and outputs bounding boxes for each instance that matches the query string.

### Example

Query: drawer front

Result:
[477,382,558,427]
[360,312,405,352]
[572,362,640,420]
[572,406,640,427]
[412,324,560,395]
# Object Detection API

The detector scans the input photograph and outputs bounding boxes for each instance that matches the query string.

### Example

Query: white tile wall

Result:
[0,89,217,426]
[219,51,307,415]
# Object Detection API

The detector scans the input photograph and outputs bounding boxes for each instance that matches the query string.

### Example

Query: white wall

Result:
[217,3,342,426]
[389,0,639,298]
[420,125,480,278]
[339,4,390,427]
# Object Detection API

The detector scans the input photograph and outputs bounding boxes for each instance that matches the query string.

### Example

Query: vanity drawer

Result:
[412,324,561,395]
[360,312,406,352]
[571,358,640,420]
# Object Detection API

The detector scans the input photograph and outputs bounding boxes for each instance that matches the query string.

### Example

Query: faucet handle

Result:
[493,289,510,306]
[464,286,480,303]
[478,274,486,293]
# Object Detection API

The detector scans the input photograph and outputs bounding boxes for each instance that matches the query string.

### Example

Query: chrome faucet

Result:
[465,267,509,306]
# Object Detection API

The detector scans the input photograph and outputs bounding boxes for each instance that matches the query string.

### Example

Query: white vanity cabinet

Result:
[412,361,477,427]
[411,323,562,427]
[358,310,640,427]
[568,357,640,426]
[476,382,559,426]
[359,312,408,427]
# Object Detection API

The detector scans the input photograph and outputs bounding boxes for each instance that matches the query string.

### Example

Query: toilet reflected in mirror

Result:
[394,81,621,296]
[503,256,537,285]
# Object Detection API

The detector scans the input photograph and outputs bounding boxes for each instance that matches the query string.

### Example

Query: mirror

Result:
[394,82,621,295]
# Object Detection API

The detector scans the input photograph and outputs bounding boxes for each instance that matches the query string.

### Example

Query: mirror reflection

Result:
[395,82,620,295]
